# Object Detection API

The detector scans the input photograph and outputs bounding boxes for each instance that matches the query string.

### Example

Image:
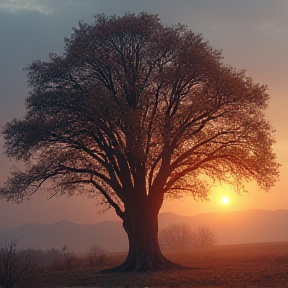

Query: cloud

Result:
[0,0,54,14]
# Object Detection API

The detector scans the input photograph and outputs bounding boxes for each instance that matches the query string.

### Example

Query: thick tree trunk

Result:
[104,204,180,272]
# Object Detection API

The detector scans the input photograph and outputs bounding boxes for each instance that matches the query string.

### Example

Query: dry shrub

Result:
[86,245,107,267]
[33,245,116,272]
[0,240,36,288]
[159,224,217,252]
[48,245,78,271]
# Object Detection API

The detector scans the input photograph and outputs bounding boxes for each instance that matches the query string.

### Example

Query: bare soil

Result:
[32,242,288,288]
[33,259,288,287]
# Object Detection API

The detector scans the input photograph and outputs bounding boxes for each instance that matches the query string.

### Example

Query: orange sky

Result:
[0,0,287,228]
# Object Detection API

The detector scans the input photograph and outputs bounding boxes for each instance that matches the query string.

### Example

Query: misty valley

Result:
[1,209,288,287]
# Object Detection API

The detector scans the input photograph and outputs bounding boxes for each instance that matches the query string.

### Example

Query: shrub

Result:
[0,240,36,288]
[159,224,217,251]
[87,245,107,267]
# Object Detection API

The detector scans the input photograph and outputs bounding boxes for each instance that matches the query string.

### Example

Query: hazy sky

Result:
[0,0,287,228]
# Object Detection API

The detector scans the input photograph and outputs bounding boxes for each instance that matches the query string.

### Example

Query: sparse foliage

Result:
[0,240,36,288]
[159,223,194,251]
[87,245,107,267]
[194,226,217,247]
[61,245,77,271]
[0,12,279,271]
[159,224,216,251]
[52,245,77,271]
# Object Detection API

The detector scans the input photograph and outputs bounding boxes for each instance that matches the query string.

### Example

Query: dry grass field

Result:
[31,241,288,288]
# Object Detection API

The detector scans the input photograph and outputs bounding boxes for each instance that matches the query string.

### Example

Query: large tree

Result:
[0,13,279,271]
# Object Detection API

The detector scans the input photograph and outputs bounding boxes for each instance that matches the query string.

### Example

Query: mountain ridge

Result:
[0,209,287,253]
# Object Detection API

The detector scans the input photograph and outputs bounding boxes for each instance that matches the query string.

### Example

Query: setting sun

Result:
[221,197,230,205]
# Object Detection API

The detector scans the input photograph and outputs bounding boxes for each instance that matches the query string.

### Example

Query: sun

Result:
[221,196,229,205]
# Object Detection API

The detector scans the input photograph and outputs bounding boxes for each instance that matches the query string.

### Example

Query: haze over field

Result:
[0,209,287,253]
[0,0,287,228]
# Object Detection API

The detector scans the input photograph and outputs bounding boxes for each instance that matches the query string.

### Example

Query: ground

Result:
[30,242,288,288]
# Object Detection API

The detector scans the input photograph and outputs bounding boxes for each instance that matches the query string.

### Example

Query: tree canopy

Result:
[0,12,280,271]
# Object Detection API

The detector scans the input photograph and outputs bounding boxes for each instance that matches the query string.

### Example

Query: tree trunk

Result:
[104,204,180,272]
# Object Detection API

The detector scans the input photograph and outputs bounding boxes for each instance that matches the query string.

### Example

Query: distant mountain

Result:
[0,209,287,253]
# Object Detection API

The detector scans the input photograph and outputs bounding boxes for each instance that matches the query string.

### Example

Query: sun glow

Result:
[221,196,229,205]
[209,183,237,210]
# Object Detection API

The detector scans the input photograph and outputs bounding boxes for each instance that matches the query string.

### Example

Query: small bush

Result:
[159,224,217,252]
[0,240,36,288]
[50,245,78,271]
[87,245,107,267]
